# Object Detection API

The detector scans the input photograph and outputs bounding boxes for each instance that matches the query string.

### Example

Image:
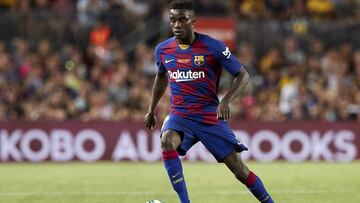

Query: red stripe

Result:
[201,113,219,124]
[160,54,164,64]
[191,40,208,54]
[172,95,184,105]
[163,41,177,55]
[162,150,178,160]
[245,171,257,187]
[206,54,216,65]
[177,53,192,68]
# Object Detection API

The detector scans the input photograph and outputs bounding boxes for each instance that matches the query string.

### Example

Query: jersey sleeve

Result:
[155,45,166,73]
[213,41,242,76]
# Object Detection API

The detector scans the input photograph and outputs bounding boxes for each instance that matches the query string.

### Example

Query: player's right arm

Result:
[145,72,168,130]
[145,44,168,130]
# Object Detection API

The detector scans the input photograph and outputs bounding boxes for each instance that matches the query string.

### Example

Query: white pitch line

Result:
[0,190,356,197]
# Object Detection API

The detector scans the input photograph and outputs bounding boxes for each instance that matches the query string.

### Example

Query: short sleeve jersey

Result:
[155,33,242,124]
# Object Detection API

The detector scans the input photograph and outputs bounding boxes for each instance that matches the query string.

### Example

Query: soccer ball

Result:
[146,200,163,203]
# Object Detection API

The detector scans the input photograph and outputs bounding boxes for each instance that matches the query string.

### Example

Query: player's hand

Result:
[144,111,157,130]
[217,100,231,121]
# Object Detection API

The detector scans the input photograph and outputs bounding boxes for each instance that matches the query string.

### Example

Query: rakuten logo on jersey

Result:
[168,70,205,82]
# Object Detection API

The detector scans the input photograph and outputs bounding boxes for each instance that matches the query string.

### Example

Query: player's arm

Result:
[217,67,249,120]
[145,71,168,130]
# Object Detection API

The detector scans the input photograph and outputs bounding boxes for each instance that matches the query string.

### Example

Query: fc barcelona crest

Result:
[194,55,205,66]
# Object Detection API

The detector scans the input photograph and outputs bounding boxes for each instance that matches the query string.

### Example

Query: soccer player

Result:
[144,0,274,202]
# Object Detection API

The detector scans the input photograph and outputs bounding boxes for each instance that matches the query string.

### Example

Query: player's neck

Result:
[176,32,196,45]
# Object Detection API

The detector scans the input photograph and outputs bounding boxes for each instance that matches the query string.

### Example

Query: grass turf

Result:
[0,162,359,203]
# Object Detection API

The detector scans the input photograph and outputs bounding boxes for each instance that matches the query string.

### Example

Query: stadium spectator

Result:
[306,0,335,19]
[89,16,112,48]
[239,0,266,20]
[77,0,108,28]
[265,0,288,19]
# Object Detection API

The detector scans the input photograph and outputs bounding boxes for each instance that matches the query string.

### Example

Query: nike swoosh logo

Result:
[165,59,174,64]
[261,195,270,202]
[172,172,181,178]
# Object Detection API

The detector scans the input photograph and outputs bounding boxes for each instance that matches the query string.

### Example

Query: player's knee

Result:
[161,131,180,150]
[161,138,175,150]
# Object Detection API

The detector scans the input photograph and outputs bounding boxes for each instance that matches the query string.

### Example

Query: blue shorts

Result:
[161,114,248,162]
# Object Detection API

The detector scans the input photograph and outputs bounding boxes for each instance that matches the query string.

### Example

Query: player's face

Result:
[169,9,195,42]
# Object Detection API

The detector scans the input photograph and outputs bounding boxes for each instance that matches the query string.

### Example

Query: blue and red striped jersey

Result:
[155,33,242,124]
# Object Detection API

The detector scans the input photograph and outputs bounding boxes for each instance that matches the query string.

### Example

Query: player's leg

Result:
[194,121,273,202]
[223,152,274,203]
[161,129,190,203]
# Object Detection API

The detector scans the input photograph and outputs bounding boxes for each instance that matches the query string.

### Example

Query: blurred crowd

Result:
[0,0,359,122]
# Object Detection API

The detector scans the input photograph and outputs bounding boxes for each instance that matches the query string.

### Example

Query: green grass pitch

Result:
[0,162,359,203]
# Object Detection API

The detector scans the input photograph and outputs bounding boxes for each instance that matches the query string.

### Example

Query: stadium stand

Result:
[0,0,359,122]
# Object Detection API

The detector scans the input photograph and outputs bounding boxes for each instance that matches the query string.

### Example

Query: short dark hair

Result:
[169,0,195,11]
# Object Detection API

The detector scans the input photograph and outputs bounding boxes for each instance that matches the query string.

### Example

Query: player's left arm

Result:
[217,67,249,120]
[214,41,249,120]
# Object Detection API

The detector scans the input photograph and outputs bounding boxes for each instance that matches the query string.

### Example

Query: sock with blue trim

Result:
[162,150,190,203]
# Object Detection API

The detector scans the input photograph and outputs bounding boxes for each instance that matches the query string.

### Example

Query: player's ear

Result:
[191,18,196,26]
